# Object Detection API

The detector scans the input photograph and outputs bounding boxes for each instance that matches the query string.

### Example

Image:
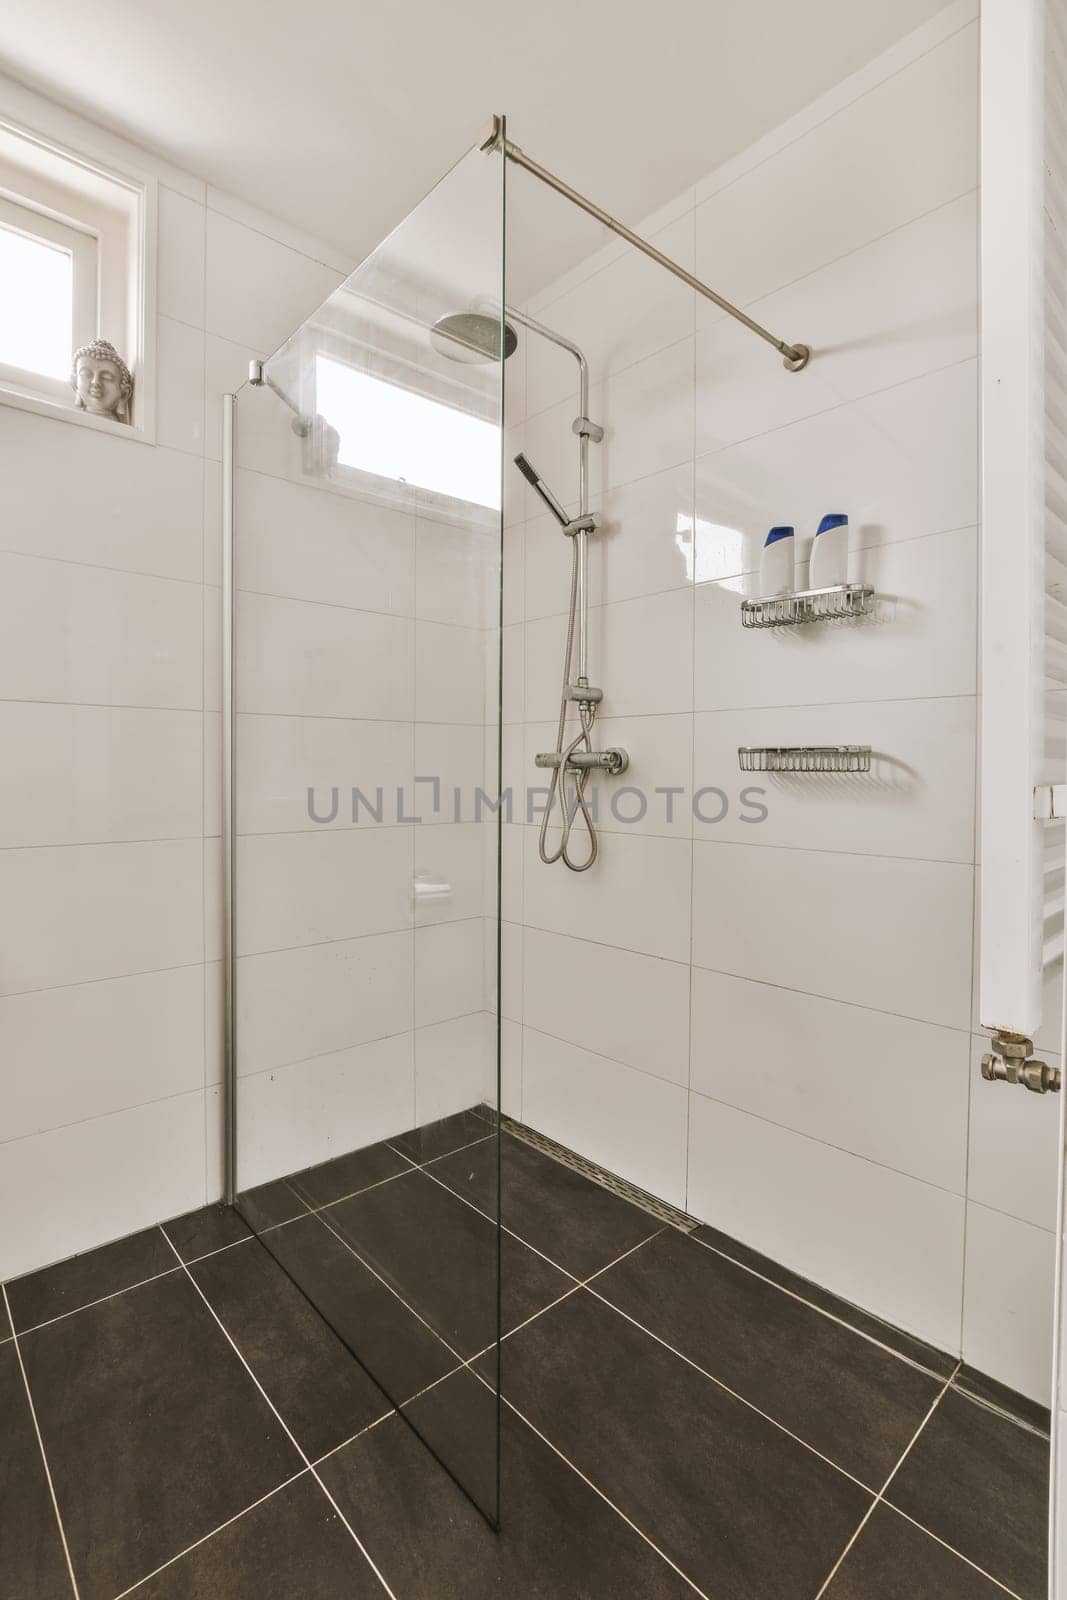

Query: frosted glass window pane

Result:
[316,354,500,510]
[0,223,73,380]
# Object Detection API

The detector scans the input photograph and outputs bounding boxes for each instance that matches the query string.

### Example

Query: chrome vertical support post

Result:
[221,394,237,1206]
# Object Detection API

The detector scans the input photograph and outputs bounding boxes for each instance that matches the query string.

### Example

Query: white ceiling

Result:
[1,0,947,278]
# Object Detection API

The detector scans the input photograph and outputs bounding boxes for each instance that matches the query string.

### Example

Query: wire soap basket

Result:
[740,583,875,629]
[738,745,872,774]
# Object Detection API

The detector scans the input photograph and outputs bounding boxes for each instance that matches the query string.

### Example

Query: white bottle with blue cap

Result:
[759,525,795,597]
[809,513,849,589]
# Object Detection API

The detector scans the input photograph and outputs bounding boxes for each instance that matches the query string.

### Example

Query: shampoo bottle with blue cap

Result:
[809,513,849,589]
[759,525,795,597]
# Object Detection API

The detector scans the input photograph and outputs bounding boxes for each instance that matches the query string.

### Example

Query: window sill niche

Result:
[0,378,157,445]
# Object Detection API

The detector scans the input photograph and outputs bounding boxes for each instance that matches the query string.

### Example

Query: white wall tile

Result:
[691,968,969,1191]
[524,927,690,1085]
[414,1012,495,1126]
[0,703,202,847]
[236,714,413,835]
[0,839,203,995]
[693,364,978,583]
[414,622,485,723]
[415,516,498,630]
[524,463,694,623]
[525,212,695,419]
[599,337,694,493]
[413,823,486,926]
[236,591,414,719]
[694,526,978,709]
[415,919,485,1027]
[692,840,973,1029]
[0,410,204,582]
[0,1091,207,1282]
[967,1035,1063,1233]
[524,587,694,725]
[0,555,202,711]
[157,315,206,455]
[525,826,692,963]
[236,827,413,955]
[237,469,415,617]
[237,1032,414,1190]
[692,22,978,318]
[523,1026,689,1208]
[687,1095,966,1351]
[962,1203,1057,1405]
[205,209,342,353]
[694,191,978,455]
[236,930,412,1075]
[413,724,486,818]
[693,697,977,862]
[0,966,204,1143]
[158,185,206,328]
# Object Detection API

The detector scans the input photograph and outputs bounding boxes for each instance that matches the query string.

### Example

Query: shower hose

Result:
[539,530,599,872]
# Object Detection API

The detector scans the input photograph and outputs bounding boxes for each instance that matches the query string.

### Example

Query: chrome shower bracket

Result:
[563,512,599,539]
[573,415,604,443]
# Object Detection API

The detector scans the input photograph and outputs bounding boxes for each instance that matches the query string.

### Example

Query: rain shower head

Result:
[429,311,518,365]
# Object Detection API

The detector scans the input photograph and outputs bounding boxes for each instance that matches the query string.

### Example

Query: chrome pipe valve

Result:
[981,1031,1062,1094]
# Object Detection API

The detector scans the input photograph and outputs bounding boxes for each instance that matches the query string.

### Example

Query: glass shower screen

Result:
[227,135,505,1522]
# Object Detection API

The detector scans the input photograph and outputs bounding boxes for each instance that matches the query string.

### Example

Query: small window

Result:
[315,353,501,511]
[0,116,154,437]
[0,196,97,398]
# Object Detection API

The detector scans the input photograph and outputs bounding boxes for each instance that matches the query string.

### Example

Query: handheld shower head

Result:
[429,311,518,365]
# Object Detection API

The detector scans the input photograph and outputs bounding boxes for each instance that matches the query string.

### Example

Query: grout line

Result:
[157,1231,400,1600]
[578,1276,880,1497]
[811,1368,959,1599]
[1,1284,81,1600]
[881,1504,1028,1600]
[110,1469,309,1599]
[11,1261,185,1339]
[495,1389,712,1599]
[307,1206,470,1370]
[687,1084,970,1204]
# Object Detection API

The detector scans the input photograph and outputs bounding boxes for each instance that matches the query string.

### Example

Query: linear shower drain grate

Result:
[477,1103,698,1234]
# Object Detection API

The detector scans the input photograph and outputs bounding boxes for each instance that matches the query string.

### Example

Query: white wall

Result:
[0,76,352,1278]
[501,1,1059,1401]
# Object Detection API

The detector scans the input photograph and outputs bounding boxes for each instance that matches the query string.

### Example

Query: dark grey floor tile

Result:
[692,1223,957,1378]
[165,1181,309,1262]
[432,1131,660,1278]
[824,1504,1010,1599]
[887,1387,1049,1600]
[595,1228,941,1485]
[190,1236,393,1460]
[487,1288,872,1599]
[134,1473,383,1599]
[288,1138,411,1209]
[320,1368,698,1598]
[261,1210,458,1403]
[329,1167,571,1357]
[391,1107,495,1164]
[6,1225,176,1332]
[19,1271,301,1600]
[954,1363,1052,1435]
[0,1342,74,1600]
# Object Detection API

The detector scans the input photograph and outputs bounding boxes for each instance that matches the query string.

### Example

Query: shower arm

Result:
[480,116,811,373]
